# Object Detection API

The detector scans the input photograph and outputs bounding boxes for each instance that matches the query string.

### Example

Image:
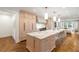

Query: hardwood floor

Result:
[0,37,29,52]
[55,33,79,52]
[0,33,79,52]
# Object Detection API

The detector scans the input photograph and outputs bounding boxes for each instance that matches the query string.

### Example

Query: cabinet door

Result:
[19,11,25,40]
[25,20,30,33]
[32,16,37,32]
[26,35,35,51]
[19,11,37,41]
[25,15,36,32]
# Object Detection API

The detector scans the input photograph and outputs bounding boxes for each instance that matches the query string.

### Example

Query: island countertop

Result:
[26,29,66,52]
[26,29,65,39]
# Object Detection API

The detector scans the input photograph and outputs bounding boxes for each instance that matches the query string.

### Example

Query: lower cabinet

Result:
[26,35,56,52]
[55,31,66,47]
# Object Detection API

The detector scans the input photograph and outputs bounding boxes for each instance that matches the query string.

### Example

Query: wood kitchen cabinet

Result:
[19,10,37,41]
[26,34,56,52]
[26,29,66,52]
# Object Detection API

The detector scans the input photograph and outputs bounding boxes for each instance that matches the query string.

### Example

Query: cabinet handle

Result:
[32,23,33,31]
[24,23,25,31]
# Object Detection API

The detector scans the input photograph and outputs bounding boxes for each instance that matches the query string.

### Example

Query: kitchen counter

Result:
[27,29,65,39]
[26,29,66,52]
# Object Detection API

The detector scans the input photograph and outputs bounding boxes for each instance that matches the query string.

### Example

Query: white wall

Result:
[0,14,14,38]
[0,10,20,43]
[12,11,20,43]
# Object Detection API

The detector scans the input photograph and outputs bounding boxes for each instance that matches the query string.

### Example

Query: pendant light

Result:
[53,16,57,22]
[53,11,57,22]
[57,18,61,22]
[44,7,48,20]
[44,12,48,19]
[57,15,61,22]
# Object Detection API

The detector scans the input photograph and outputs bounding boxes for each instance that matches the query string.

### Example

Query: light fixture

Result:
[53,16,57,22]
[53,11,57,22]
[57,18,61,22]
[44,7,48,20]
[44,12,48,19]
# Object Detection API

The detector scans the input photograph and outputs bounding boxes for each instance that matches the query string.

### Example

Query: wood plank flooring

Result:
[0,34,79,52]
[54,33,79,52]
[0,37,29,52]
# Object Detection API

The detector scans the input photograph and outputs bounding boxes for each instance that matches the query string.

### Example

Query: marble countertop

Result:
[26,29,65,39]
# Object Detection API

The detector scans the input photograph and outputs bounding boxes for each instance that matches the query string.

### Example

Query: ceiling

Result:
[22,7,79,20]
[0,7,79,20]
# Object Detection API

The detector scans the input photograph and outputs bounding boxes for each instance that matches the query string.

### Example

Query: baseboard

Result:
[0,36,18,44]
[0,36,26,44]
[0,36,12,39]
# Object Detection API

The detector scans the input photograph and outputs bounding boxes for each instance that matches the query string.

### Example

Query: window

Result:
[61,20,78,30]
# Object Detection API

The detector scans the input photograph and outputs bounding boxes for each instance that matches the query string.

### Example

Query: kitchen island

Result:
[26,29,66,52]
